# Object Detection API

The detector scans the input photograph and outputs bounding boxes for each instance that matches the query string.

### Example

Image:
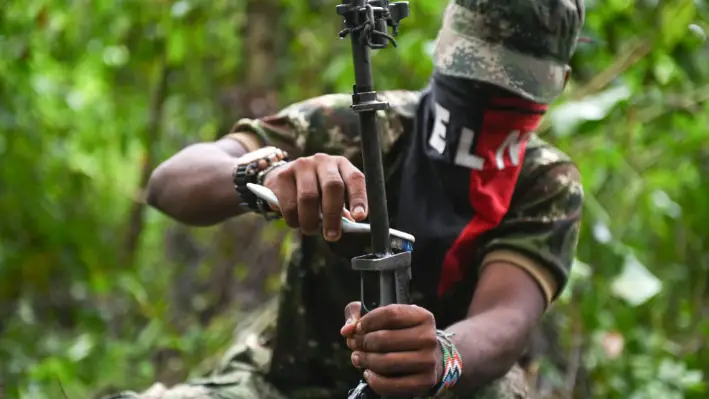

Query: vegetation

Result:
[1,0,708,398]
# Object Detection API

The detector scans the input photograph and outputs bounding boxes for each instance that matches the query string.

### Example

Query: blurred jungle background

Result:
[1,0,709,398]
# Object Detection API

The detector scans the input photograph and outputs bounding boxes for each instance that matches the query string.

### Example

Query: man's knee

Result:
[102,383,211,399]
[468,365,530,399]
[102,370,285,399]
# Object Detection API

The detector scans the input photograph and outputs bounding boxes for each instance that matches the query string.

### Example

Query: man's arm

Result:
[430,0,585,387]
[341,160,582,397]
[446,161,583,393]
[146,135,260,226]
[445,263,545,392]
[146,91,418,227]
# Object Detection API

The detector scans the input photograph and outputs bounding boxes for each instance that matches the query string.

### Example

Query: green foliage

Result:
[1,0,708,398]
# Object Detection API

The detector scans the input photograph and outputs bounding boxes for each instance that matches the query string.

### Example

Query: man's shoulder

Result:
[517,135,582,197]
[269,90,420,157]
[278,90,421,120]
[522,135,576,174]
[228,90,420,158]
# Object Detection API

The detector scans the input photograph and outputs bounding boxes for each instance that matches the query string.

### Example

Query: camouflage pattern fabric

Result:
[434,0,585,104]
[231,90,420,161]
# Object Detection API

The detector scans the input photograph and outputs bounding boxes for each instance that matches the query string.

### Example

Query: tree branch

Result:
[121,59,170,267]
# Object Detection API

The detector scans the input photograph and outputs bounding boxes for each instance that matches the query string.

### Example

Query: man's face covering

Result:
[394,0,584,299]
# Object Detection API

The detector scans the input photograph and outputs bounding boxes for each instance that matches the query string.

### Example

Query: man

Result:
[109,0,585,397]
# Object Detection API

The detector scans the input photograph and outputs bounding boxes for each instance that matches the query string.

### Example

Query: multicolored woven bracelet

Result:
[433,330,463,397]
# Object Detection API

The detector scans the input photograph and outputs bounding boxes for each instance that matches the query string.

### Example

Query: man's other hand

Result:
[262,153,367,241]
[340,302,443,397]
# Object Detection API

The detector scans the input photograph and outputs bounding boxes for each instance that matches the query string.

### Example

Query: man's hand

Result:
[262,153,367,241]
[340,302,443,397]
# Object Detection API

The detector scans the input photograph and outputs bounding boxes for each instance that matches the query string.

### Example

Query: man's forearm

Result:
[445,306,534,394]
[147,142,247,226]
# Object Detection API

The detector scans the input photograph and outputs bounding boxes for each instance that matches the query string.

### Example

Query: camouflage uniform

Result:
[108,0,584,398]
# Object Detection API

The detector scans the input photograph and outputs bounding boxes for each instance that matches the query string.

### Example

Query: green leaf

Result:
[67,334,94,362]
[653,53,677,85]
[610,254,662,306]
[660,0,697,48]
[549,85,632,137]
[167,28,187,65]
[103,45,130,67]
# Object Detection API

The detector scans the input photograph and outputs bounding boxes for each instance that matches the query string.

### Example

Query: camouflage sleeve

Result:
[478,138,583,304]
[225,91,420,161]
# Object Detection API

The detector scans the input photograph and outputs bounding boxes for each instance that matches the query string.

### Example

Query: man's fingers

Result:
[237,146,280,164]
[317,156,345,241]
[339,160,367,221]
[359,305,434,333]
[344,301,362,321]
[341,301,362,337]
[292,159,320,235]
[353,350,435,376]
[342,208,355,222]
[264,155,362,237]
[267,166,298,228]
[352,325,437,353]
[363,369,438,397]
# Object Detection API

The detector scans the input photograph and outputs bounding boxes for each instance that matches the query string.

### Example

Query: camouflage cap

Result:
[433,0,585,104]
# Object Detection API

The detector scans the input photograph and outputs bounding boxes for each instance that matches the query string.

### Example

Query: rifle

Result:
[335,1,412,399]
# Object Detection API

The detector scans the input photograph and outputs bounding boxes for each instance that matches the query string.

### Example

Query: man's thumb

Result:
[344,301,362,323]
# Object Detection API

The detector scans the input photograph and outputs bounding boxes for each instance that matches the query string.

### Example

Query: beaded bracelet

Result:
[257,160,289,186]
[233,150,288,220]
[432,330,463,397]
